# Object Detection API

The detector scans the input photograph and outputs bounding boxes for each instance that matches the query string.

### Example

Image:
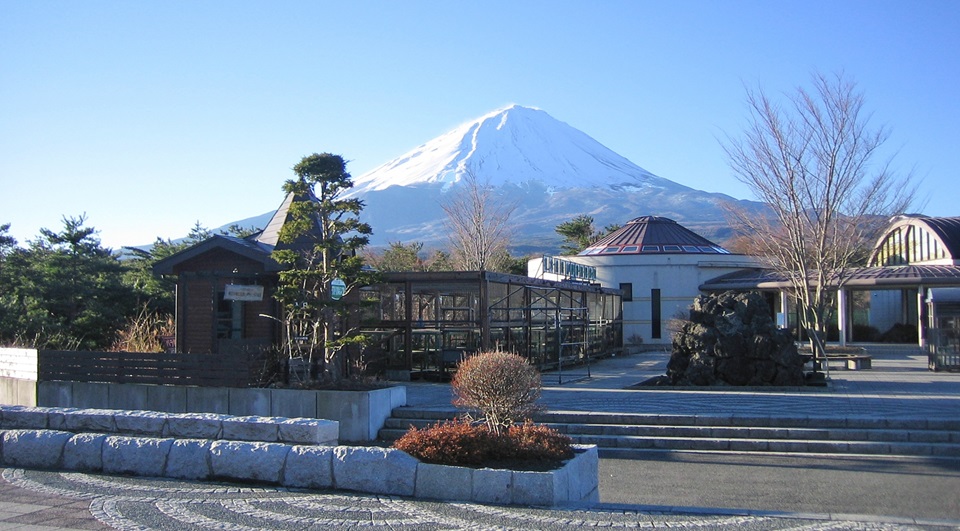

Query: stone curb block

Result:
[64,409,117,432]
[114,410,169,435]
[282,445,334,489]
[210,440,290,484]
[165,412,228,439]
[221,416,280,442]
[103,436,173,477]
[165,439,213,480]
[279,418,338,445]
[1,406,50,429]
[333,446,418,496]
[472,467,513,505]
[1,429,72,469]
[63,433,107,471]
[416,462,473,501]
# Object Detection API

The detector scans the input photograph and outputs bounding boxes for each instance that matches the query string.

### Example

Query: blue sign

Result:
[331,278,346,300]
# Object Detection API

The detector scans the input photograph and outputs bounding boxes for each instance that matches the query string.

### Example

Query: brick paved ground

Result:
[0,478,108,530]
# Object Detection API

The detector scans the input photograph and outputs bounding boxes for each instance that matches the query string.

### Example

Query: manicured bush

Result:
[393,419,573,468]
[393,418,495,466]
[506,421,574,462]
[451,351,541,435]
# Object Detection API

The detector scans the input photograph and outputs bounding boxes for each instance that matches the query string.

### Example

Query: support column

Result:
[837,288,848,347]
[917,285,926,349]
[778,290,789,329]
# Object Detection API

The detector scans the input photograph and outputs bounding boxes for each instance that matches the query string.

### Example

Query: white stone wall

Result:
[0,405,338,446]
[0,420,599,506]
[0,348,38,380]
[0,348,39,407]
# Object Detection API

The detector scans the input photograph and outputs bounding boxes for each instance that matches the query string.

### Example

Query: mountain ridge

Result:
[218,106,764,253]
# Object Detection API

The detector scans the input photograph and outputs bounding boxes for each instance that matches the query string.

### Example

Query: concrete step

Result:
[389,408,960,431]
[379,407,960,458]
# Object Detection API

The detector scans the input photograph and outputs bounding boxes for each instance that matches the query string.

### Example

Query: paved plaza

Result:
[2,344,959,530]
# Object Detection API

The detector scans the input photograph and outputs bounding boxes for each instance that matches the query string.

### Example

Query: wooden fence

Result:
[38,348,267,388]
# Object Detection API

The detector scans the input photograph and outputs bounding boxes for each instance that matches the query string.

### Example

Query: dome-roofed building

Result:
[580,216,732,256]
[530,216,762,347]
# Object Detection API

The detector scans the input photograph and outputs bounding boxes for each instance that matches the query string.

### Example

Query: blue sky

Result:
[2,1,958,249]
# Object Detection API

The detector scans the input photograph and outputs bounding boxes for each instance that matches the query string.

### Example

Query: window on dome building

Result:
[651,288,661,339]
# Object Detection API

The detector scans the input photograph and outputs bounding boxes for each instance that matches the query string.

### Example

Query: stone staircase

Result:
[378,408,960,459]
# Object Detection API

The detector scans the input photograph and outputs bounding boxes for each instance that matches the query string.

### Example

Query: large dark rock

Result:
[667,292,804,386]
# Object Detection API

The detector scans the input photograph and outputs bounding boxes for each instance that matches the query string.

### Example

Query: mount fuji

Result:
[233,105,763,253]
[346,105,763,252]
[346,104,685,196]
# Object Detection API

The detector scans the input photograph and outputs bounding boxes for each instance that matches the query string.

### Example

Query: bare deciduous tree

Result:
[441,170,516,271]
[722,72,915,345]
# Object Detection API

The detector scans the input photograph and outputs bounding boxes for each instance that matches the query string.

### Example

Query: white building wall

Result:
[528,254,761,346]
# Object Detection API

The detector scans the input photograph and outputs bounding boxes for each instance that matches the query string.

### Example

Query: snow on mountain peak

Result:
[347,105,687,197]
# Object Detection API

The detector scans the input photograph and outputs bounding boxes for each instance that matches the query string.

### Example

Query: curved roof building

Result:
[869,215,960,267]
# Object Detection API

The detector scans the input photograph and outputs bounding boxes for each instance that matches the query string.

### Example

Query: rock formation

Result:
[667,291,805,386]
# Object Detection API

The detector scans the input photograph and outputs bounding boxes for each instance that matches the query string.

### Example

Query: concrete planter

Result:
[413,445,599,506]
[34,381,405,442]
[0,426,598,507]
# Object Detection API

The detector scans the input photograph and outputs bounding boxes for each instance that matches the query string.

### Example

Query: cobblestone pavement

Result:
[3,468,955,530]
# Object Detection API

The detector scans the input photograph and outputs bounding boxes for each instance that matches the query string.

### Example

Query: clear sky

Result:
[2,1,958,249]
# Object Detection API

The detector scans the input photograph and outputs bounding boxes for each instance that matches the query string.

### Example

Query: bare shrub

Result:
[111,306,174,352]
[451,351,541,435]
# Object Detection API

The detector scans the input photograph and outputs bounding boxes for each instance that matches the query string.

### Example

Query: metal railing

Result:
[925,328,960,371]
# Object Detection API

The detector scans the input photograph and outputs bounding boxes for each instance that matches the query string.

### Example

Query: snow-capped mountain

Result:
[346,104,688,197]
[345,105,761,251]
[225,105,763,253]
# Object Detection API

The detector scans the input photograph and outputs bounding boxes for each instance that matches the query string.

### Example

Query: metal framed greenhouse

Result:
[358,271,622,381]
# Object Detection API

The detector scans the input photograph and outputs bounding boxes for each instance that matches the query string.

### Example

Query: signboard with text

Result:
[542,256,597,282]
[224,284,264,301]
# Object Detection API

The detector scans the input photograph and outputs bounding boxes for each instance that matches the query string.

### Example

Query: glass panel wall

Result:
[359,272,622,380]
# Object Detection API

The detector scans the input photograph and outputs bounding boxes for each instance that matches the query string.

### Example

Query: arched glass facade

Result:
[871,222,949,266]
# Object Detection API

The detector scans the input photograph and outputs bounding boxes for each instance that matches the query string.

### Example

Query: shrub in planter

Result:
[395,351,573,469]
[451,351,541,435]
[394,419,573,468]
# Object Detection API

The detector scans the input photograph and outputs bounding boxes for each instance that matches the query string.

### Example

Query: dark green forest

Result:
[0,217,211,351]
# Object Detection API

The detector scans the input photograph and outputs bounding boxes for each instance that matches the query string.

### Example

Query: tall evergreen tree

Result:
[1,216,136,349]
[271,153,379,382]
